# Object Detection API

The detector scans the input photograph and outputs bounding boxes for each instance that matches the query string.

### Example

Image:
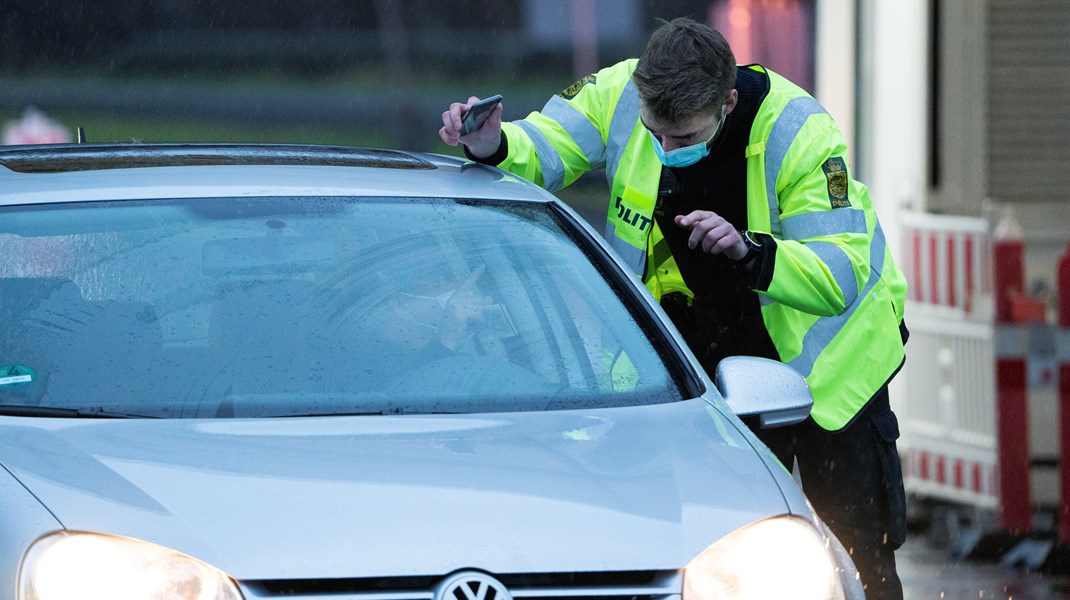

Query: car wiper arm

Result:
[0,404,157,418]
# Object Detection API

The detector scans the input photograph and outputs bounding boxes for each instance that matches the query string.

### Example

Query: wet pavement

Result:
[898,534,1070,599]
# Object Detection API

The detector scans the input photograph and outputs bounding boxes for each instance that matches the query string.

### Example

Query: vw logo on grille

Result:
[435,571,513,600]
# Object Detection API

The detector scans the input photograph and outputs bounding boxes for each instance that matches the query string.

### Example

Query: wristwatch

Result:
[737,230,763,264]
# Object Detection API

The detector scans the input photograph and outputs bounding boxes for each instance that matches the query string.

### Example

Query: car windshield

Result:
[0,196,685,418]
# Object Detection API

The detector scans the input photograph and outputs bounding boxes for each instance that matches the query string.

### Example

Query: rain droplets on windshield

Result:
[0,196,683,418]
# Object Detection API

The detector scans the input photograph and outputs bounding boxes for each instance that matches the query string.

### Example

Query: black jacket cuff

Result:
[740,233,775,291]
[463,131,509,166]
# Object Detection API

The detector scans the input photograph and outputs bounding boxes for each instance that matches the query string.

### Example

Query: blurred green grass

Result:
[0,109,389,147]
[0,69,572,152]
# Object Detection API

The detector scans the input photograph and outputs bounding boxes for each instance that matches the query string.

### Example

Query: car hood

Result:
[0,398,791,580]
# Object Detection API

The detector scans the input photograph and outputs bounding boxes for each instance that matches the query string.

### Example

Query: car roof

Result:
[0,143,561,207]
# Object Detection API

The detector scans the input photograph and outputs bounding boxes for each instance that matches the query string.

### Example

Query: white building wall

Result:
[816,0,929,261]
[814,0,856,167]
[859,0,929,258]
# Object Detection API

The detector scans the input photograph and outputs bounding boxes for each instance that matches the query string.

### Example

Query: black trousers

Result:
[756,386,906,600]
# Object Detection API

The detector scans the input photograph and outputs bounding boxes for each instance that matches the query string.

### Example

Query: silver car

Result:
[0,144,861,600]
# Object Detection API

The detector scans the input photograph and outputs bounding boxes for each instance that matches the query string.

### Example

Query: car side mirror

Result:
[714,356,813,429]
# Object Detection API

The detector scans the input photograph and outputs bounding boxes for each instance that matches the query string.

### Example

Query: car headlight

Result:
[18,531,243,600]
[683,516,849,600]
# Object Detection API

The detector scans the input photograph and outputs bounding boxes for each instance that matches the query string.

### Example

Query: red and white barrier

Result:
[901,212,991,318]
[900,449,998,503]
[1058,243,1070,544]
[993,233,1032,534]
[897,209,1058,533]
[897,212,1000,511]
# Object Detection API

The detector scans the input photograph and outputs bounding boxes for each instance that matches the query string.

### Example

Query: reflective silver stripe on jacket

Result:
[514,120,566,192]
[541,95,606,171]
[764,97,827,236]
[780,208,867,241]
[606,222,647,276]
[607,222,646,273]
[787,221,888,377]
[804,241,860,307]
[606,79,641,185]
[603,79,644,273]
[781,208,867,309]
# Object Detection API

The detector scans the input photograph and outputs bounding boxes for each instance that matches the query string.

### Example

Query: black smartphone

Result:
[460,95,503,136]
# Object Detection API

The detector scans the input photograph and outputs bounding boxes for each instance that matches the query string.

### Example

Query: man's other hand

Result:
[675,210,747,260]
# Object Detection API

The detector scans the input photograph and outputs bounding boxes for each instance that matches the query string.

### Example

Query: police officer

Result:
[440,17,908,599]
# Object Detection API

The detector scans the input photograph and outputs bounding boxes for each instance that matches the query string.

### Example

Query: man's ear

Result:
[724,89,740,116]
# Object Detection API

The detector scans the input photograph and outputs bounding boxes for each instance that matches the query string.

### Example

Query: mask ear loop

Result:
[704,107,729,148]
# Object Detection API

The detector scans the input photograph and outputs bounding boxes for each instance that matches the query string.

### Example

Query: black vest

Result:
[652,67,780,372]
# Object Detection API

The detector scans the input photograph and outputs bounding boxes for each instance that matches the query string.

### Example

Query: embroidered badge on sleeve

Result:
[822,157,851,208]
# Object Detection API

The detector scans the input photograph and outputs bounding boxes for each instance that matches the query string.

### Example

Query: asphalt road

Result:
[899,534,1070,599]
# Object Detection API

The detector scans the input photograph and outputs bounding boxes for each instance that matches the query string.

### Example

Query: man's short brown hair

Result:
[632,17,737,124]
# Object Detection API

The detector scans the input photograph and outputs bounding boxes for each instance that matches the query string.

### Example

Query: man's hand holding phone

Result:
[460,95,502,136]
[439,95,504,159]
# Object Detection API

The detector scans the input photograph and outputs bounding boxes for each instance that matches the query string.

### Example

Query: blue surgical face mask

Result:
[648,109,727,168]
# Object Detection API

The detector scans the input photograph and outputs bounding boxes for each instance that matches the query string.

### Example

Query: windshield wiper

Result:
[0,404,157,418]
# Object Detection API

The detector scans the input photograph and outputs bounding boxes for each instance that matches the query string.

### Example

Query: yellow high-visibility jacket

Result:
[495,60,908,431]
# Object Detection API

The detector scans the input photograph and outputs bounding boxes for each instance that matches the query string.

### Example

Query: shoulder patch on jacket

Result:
[822,157,851,208]
[557,74,597,100]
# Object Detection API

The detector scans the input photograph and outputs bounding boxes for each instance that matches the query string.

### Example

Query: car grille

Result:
[240,570,682,600]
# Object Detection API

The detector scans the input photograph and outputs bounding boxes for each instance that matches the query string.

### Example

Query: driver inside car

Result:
[387,263,492,354]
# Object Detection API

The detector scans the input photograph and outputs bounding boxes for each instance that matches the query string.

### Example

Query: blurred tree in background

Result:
[0,0,745,152]
[0,0,662,77]
[1,0,815,219]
